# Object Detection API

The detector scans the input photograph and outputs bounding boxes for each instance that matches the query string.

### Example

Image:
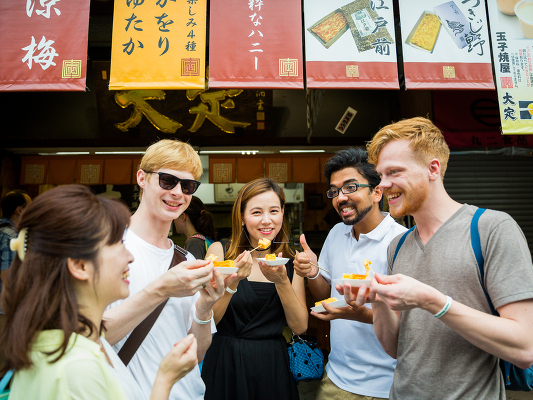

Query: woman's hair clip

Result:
[10,227,28,261]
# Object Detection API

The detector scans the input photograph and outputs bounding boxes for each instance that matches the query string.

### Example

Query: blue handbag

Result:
[287,334,324,384]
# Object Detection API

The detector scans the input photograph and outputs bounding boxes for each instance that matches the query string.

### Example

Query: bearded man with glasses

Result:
[104,139,228,400]
[294,147,406,400]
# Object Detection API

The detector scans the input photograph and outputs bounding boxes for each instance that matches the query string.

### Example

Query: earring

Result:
[242,222,244,226]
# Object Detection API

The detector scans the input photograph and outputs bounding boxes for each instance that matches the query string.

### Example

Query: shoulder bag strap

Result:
[470,208,497,316]
[118,245,188,366]
[392,226,416,267]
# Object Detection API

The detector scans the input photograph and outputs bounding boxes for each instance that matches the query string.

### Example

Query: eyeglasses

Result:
[326,183,372,199]
[143,171,201,194]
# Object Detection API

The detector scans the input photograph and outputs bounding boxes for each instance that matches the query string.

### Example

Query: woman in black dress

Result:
[202,178,307,400]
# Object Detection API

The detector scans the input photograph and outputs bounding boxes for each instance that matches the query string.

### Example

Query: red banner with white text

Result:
[209,0,304,89]
[0,0,90,91]
[304,0,399,89]
[398,0,494,89]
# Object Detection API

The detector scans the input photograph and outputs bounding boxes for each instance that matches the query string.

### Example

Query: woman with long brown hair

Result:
[0,185,197,400]
[201,178,307,400]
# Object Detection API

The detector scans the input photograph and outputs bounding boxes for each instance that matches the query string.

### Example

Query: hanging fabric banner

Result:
[487,0,533,135]
[0,0,91,91]
[304,0,398,89]
[398,0,494,89]
[109,0,206,90]
[209,0,304,89]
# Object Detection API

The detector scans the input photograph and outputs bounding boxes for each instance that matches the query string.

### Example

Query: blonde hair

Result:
[366,117,449,178]
[138,139,202,198]
[225,178,294,260]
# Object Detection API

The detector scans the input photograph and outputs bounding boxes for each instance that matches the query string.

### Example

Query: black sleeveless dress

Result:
[201,260,299,400]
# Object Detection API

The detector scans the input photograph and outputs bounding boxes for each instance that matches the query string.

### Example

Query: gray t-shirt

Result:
[388,204,533,400]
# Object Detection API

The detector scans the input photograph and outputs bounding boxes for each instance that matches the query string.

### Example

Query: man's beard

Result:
[337,202,373,226]
[386,181,429,218]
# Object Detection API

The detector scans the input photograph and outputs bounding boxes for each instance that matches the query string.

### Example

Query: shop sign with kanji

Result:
[110,0,207,90]
[398,0,494,89]
[487,0,533,135]
[0,0,91,91]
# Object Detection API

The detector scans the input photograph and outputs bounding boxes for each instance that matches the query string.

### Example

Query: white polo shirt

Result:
[318,213,406,398]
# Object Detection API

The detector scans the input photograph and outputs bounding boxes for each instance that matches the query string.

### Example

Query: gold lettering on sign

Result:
[62,60,82,78]
[279,59,298,77]
[114,90,182,133]
[213,164,232,183]
[346,65,359,78]
[80,165,101,184]
[187,89,251,133]
[25,165,45,184]
[443,66,455,78]
[269,163,288,182]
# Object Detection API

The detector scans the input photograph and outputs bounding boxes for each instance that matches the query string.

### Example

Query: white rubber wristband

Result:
[308,268,320,280]
[433,296,453,318]
[226,286,237,294]
[193,310,214,325]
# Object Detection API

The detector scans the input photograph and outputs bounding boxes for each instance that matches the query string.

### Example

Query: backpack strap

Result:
[470,208,497,316]
[392,226,416,267]
[0,369,13,392]
[118,245,188,366]
[187,233,206,242]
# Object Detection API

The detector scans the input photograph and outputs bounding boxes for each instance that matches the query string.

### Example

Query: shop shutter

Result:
[444,153,533,253]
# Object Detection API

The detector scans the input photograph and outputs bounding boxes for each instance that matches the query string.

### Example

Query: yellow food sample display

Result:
[258,238,271,249]
[213,260,235,268]
[265,254,276,261]
[343,259,372,279]
[205,254,218,262]
[342,273,367,279]
[311,12,348,43]
[315,297,338,307]
[410,13,440,52]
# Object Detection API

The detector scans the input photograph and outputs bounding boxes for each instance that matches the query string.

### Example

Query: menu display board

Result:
[487,0,533,134]
[304,0,398,88]
[398,0,494,89]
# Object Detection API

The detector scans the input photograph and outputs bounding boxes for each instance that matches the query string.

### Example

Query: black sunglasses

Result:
[326,182,372,199]
[143,171,201,194]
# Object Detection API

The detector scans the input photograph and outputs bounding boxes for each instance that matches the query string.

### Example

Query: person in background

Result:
[0,185,197,400]
[0,190,31,332]
[104,139,228,400]
[293,148,405,400]
[201,178,307,400]
[173,196,217,260]
[354,117,533,399]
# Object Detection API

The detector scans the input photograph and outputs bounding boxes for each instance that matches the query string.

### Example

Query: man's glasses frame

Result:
[326,183,372,199]
[143,171,201,194]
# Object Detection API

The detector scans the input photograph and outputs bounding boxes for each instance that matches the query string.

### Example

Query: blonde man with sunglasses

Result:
[105,139,228,400]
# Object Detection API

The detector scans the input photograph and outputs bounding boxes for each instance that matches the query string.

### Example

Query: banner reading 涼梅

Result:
[304,0,399,89]
[109,0,206,90]
[0,0,91,91]
[209,0,304,89]
[487,0,533,135]
[398,0,494,89]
